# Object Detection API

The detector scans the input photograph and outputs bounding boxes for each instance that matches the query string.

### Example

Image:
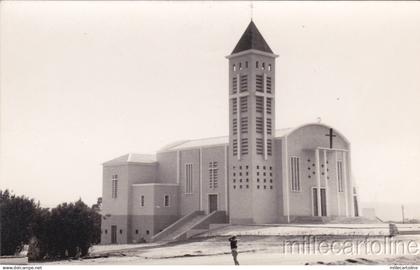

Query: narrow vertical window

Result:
[256,96,264,112]
[240,96,248,113]
[256,61,259,69]
[256,138,264,155]
[209,161,218,189]
[140,195,145,207]
[164,195,170,207]
[268,64,272,71]
[267,118,272,135]
[232,118,237,135]
[266,77,272,94]
[337,161,344,192]
[266,98,272,114]
[232,77,238,94]
[267,139,272,156]
[241,138,249,155]
[245,61,248,68]
[256,117,263,134]
[239,62,242,70]
[185,164,193,194]
[256,75,263,92]
[290,157,300,191]
[111,174,118,198]
[241,117,248,134]
[233,139,238,156]
[262,62,265,70]
[233,64,236,71]
[240,75,248,92]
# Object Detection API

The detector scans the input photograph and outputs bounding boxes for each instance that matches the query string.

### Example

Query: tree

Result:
[45,200,101,258]
[91,206,102,245]
[28,207,51,260]
[1,189,102,260]
[91,197,102,244]
[0,190,40,255]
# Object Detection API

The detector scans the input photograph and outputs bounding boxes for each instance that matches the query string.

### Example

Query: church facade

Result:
[100,21,359,244]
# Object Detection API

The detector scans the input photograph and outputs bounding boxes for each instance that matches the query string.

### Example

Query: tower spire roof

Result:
[231,21,273,54]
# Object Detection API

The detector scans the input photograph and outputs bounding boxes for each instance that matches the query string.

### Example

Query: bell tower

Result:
[227,21,279,224]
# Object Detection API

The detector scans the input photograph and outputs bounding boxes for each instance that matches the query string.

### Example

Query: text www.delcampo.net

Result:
[281,236,420,256]
[2,267,42,270]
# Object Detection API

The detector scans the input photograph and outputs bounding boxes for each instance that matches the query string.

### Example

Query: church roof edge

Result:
[158,136,228,152]
[103,124,349,160]
[280,122,350,145]
[103,153,157,166]
[226,49,278,59]
[159,123,349,152]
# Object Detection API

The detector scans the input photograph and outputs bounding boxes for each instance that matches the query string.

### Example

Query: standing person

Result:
[228,235,240,265]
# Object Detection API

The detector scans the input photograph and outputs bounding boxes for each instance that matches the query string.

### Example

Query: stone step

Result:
[292,216,325,224]
[159,214,206,241]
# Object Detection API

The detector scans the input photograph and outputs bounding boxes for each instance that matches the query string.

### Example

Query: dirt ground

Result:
[40,234,420,265]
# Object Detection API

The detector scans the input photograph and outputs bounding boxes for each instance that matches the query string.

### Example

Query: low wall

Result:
[0,256,28,265]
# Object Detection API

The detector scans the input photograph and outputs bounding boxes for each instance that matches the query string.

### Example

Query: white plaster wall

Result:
[102,165,130,215]
[156,151,177,184]
[179,149,201,215]
[285,124,350,217]
[201,146,227,214]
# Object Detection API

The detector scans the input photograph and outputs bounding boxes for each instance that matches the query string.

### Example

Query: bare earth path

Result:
[40,234,420,265]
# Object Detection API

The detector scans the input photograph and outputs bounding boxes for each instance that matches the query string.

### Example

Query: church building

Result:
[100,21,359,244]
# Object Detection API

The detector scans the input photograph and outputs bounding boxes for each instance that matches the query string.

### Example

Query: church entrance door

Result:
[312,188,327,216]
[208,194,218,213]
[111,225,117,244]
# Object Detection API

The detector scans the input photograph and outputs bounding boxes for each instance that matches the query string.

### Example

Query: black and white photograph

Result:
[1,1,420,268]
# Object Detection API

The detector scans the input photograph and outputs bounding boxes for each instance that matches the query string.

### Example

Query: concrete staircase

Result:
[160,213,207,242]
[151,210,227,242]
[151,211,205,242]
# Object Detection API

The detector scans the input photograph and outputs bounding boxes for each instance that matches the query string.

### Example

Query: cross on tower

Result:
[250,1,254,21]
[325,128,336,149]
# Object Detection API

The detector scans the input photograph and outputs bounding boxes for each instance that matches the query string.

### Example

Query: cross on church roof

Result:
[250,2,254,21]
[231,21,273,54]
[325,128,337,149]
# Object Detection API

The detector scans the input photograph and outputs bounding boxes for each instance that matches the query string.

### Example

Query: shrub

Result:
[0,190,40,256]
[1,190,101,260]
[42,200,101,258]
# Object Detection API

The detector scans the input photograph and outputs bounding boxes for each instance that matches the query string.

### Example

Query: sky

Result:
[1,1,420,219]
